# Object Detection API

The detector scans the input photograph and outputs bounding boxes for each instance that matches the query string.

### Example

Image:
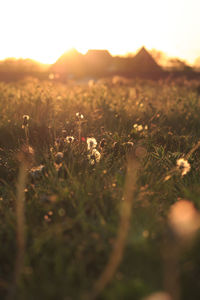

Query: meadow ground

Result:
[0,77,200,300]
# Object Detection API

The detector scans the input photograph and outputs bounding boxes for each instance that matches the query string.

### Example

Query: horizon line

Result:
[0,46,198,66]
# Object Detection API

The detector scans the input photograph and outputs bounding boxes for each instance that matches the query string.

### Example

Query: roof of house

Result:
[131,46,162,73]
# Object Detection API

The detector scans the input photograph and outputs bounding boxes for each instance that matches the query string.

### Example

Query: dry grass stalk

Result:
[86,155,139,300]
[7,162,27,300]
[185,140,200,159]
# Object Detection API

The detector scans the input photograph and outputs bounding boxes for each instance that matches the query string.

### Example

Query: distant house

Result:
[51,48,85,79]
[130,47,163,78]
[51,47,164,80]
[84,50,113,77]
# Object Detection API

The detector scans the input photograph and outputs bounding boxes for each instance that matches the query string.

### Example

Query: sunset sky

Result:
[1,0,200,65]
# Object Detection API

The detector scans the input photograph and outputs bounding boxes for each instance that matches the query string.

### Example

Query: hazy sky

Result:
[0,0,200,64]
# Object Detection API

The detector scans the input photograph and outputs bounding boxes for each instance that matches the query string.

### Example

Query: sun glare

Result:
[0,0,200,64]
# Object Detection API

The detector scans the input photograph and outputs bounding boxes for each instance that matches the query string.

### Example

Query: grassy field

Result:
[0,77,200,300]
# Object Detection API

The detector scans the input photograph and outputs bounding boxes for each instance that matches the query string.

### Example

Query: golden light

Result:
[168,200,200,239]
[0,0,200,64]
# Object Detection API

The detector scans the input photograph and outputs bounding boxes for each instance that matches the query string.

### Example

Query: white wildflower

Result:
[133,123,144,132]
[76,112,84,119]
[137,125,143,131]
[87,137,97,151]
[88,148,101,165]
[176,158,191,176]
[22,115,30,128]
[65,136,75,143]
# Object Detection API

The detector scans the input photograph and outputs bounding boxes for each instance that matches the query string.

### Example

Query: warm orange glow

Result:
[0,0,200,64]
[168,200,200,238]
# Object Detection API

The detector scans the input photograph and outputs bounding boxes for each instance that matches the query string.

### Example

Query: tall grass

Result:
[0,78,200,299]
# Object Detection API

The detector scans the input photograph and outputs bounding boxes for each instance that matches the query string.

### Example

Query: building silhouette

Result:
[51,46,164,80]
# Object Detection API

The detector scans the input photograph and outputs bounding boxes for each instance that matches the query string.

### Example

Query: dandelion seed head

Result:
[22,115,30,128]
[133,123,143,132]
[89,158,95,165]
[137,125,143,132]
[176,158,191,176]
[88,148,101,165]
[87,137,97,151]
[23,115,30,121]
[66,136,75,143]
[92,149,101,163]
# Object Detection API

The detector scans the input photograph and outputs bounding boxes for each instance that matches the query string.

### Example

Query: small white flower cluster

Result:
[87,137,101,165]
[176,158,191,176]
[88,149,101,166]
[76,112,84,120]
[133,124,148,132]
